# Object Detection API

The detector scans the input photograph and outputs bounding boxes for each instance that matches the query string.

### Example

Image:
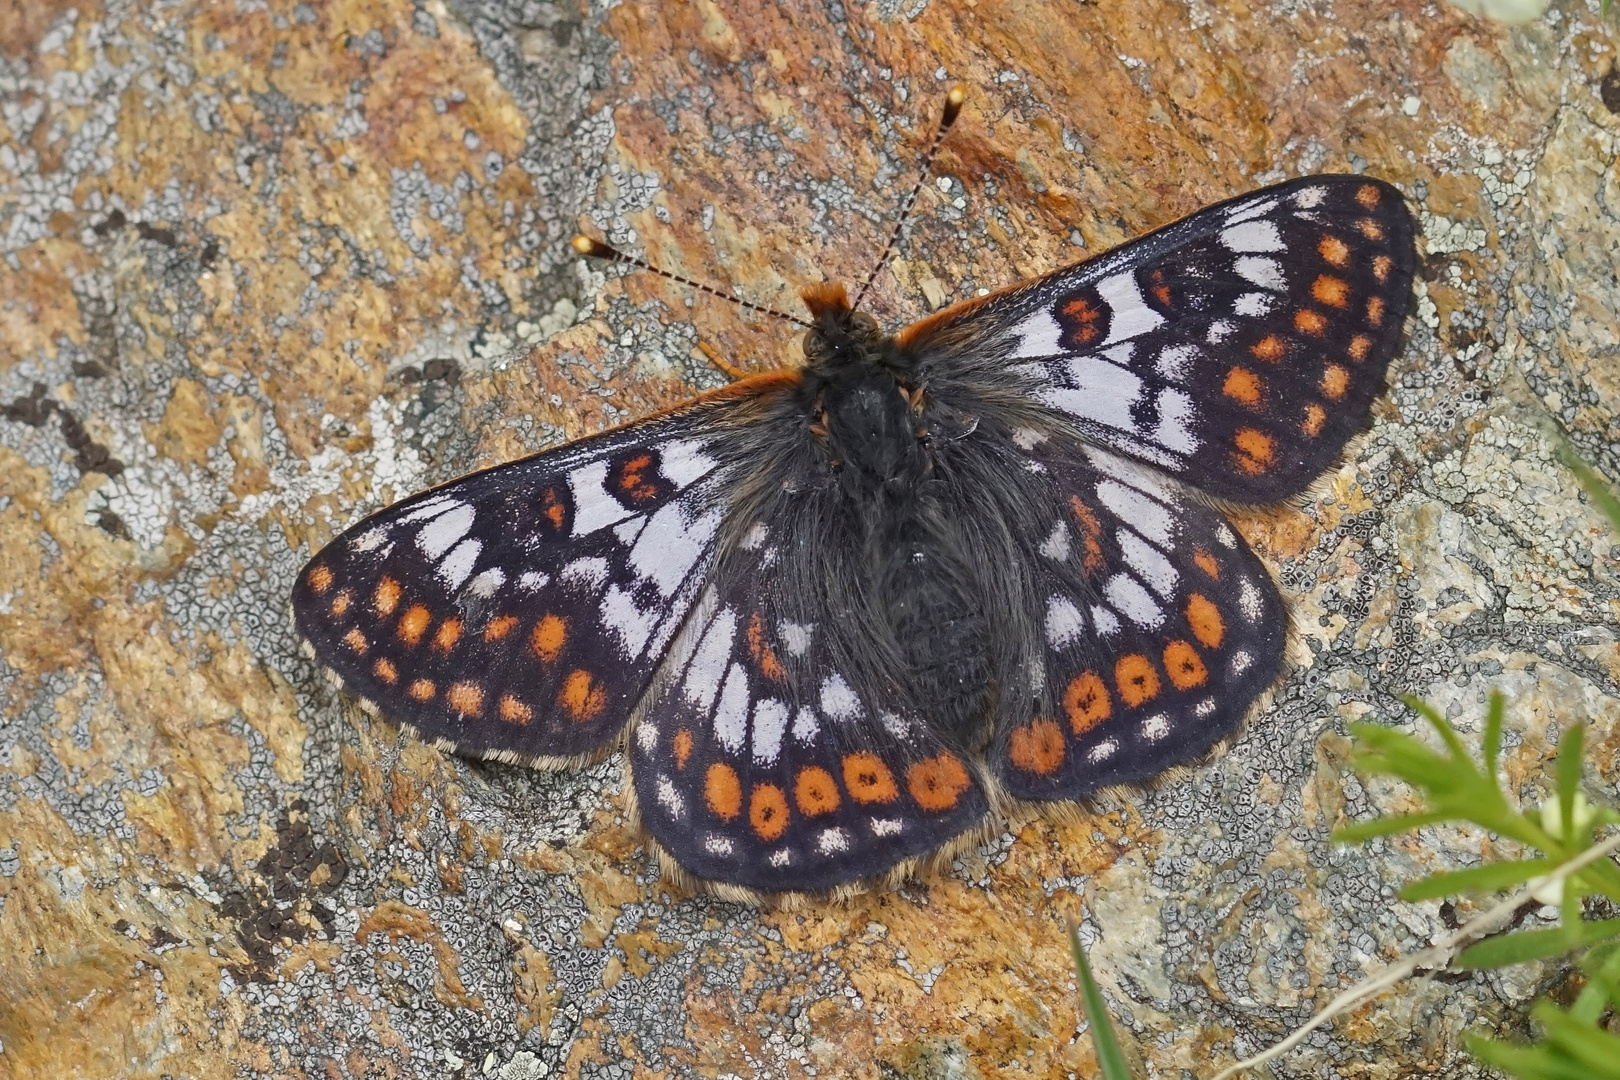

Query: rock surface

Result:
[3,0,1619,1077]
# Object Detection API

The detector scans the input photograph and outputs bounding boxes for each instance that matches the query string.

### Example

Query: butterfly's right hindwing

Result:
[292,389,787,765]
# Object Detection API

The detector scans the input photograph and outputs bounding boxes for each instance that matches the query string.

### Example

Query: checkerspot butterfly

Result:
[293,89,1414,901]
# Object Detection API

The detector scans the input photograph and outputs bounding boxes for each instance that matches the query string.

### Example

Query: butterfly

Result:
[293,94,1414,902]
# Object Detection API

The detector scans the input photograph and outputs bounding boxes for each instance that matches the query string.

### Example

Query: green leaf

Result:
[1467,1034,1612,1080]
[1403,694,1472,762]
[1534,1001,1620,1078]
[1558,442,1620,538]
[1066,921,1135,1080]
[1484,691,1504,781]
[1458,920,1620,969]
[1557,725,1585,842]
[1332,812,1452,843]
[1398,859,1556,901]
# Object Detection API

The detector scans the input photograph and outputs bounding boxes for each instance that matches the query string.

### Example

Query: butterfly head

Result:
[799,282,895,373]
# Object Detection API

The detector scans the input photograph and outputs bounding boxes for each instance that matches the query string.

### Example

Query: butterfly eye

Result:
[849,311,880,336]
[803,330,830,361]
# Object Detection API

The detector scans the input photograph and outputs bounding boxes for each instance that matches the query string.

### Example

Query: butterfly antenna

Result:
[851,84,968,312]
[571,235,812,329]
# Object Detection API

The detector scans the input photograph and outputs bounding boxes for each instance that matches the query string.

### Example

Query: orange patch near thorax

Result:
[397,605,431,645]
[705,763,742,821]
[906,753,971,812]
[842,753,899,804]
[746,612,786,682]
[795,767,840,816]
[1064,671,1111,734]
[1186,594,1225,649]
[1009,719,1066,776]
[1114,654,1161,708]
[749,784,790,841]
[531,614,566,661]
[1162,641,1209,691]
[1232,428,1275,475]
[558,669,607,721]
[1223,367,1262,407]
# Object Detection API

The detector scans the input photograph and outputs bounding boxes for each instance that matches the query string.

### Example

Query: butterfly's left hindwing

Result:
[292,396,780,765]
[991,439,1287,800]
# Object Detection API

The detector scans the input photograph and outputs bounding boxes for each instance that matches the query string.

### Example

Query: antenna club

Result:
[943,84,967,126]
[572,234,616,259]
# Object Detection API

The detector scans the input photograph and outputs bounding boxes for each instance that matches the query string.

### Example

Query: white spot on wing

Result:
[350,527,388,554]
[1156,344,1199,382]
[1012,427,1048,450]
[659,439,718,487]
[682,607,738,711]
[1096,270,1165,344]
[630,501,721,597]
[418,504,474,559]
[601,584,653,660]
[816,828,850,854]
[704,835,734,856]
[560,557,609,588]
[465,567,504,598]
[1154,387,1197,454]
[740,522,768,550]
[768,849,791,867]
[1040,357,1142,433]
[1293,186,1326,209]
[1207,319,1235,343]
[871,819,902,837]
[1235,256,1284,290]
[1095,480,1173,546]
[437,538,481,591]
[778,621,813,657]
[1234,292,1274,316]
[1010,308,1064,358]
[1091,605,1121,636]
[791,707,820,744]
[1195,697,1217,717]
[656,776,684,817]
[1088,739,1118,763]
[1231,650,1253,675]
[1239,578,1265,621]
[1216,524,1237,549]
[1118,529,1178,598]
[1221,219,1285,253]
[1039,521,1071,561]
[752,699,789,765]
[881,713,910,739]
[1045,596,1086,649]
[613,517,646,546]
[713,663,750,752]
[518,571,550,592]
[819,673,862,722]
[567,461,624,535]
[1104,573,1163,628]
[1141,714,1170,741]
[636,720,658,753]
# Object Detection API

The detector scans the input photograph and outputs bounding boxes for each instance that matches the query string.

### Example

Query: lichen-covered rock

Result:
[2,1,1618,1077]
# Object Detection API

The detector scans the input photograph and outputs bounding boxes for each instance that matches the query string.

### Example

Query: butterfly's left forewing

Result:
[292,387,789,765]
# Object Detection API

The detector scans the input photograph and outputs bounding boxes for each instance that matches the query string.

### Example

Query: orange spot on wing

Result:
[1250,335,1287,362]
[746,612,786,682]
[408,678,435,701]
[1321,364,1350,401]
[1373,254,1393,282]
[447,682,484,715]
[1232,428,1276,475]
[1365,296,1385,326]
[672,729,694,770]
[1348,334,1372,362]
[1069,496,1105,574]
[617,454,659,502]
[531,614,566,662]
[1009,719,1066,776]
[1062,296,1106,346]
[1303,403,1327,437]
[1163,640,1209,690]
[1186,593,1225,649]
[398,605,431,645]
[1223,367,1262,407]
[705,763,742,821]
[843,753,899,804]
[1294,309,1327,335]
[1356,183,1382,208]
[433,618,462,652]
[330,590,352,617]
[373,658,397,684]
[1357,218,1385,241]
[541,487,568,532]
[499,695,532,725]
[749,784,790,841]
[1312,275,1350,308]
[1114,654,1161,708]
[558,669,606,721]
[906,754,971,812]
[1318,235,1350,267]
[484,615,518,641]
[343,628,368,653]
[374,577,402,616]
[307,565,333,594]
[1064,671,1111,734]
[795,766,840,816]
[1193,549,1221,579]
[1148,269,1173,307]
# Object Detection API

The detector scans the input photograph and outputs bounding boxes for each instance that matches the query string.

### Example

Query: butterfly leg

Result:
[696,340,751,382]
